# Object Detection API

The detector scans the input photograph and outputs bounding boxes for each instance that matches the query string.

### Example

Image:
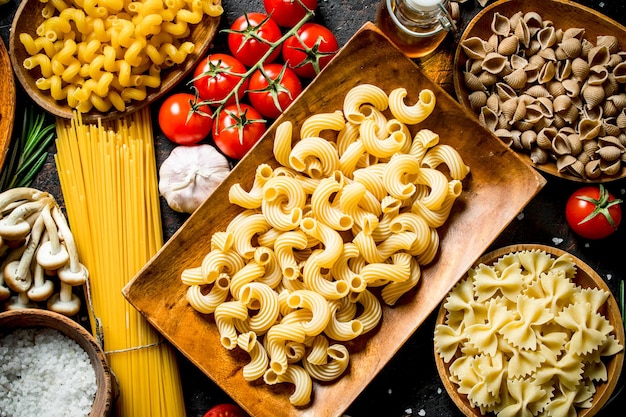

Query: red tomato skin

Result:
[248,63,303,119]
[228,13,282,67]
[263,0,317,27]
[192,53,249,104]
[282,23,338,78]
[158,93,213,145]
[213,104,267,160]
[565,186,623,240]
[203,403,247,417]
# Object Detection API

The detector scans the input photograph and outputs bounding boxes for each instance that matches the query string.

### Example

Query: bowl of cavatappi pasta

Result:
[9,0,223,122]
[453,0,626,183]
[123,23,547,417]
[434,244,625,417]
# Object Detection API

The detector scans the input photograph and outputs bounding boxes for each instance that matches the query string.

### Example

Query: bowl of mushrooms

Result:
[0,308,114,416]
[454,0,626,182]
[1,187,88,315]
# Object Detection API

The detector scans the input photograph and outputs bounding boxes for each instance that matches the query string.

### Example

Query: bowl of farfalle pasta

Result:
[434,244,624,417]
[9,0,223,122]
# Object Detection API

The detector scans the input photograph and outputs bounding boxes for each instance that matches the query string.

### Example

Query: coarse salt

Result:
[0,327,97,417]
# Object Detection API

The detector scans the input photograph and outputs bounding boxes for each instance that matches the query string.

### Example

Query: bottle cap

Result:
[406,0,442,12]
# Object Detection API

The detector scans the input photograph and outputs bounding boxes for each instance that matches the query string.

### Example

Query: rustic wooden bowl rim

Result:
[0,308,114,417]
[434,244,625,417]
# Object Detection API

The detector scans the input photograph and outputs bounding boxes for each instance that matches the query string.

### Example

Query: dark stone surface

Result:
[1,1,625,416]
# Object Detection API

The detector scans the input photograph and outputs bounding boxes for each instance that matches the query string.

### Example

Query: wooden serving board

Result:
[0,38,16,171]
[123,23,546,417]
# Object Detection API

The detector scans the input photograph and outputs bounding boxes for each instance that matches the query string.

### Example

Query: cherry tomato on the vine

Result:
[213,103,267,159]
[248,63,303,119]
[227,13,282,67]
[263,0,317,27]
[158,93,213,145]
[565,185,623,240]
[282,22,338,78]
[202,403,248,417]
[192,53,249,104]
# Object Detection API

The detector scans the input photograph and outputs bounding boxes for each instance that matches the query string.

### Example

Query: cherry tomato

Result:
[263,0,317,27]
[202,403,247,417]
[565,185,622,239]
[213,103,267,159]
[248,63,303,119]
[227,13,282,67]
[192,53,249,104]
[158,93,213,145]
[282,23,338,78]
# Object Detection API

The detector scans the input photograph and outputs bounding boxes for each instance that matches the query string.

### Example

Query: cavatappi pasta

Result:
[181,83,471,406]
[434,249,624,417]
[21,0,223,113]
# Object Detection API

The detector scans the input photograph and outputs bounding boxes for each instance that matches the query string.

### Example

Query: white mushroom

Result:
[0,197,50,241]
[36,204,70,271]
[28,260,54,302]
[47,281,81,316]
[51,205,88,286]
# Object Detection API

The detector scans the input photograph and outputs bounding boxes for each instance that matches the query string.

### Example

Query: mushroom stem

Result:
[14,213,45,284]
[47,282,81,316]
[52,205,88,286]
[5,290,35,310]
[36,205,70,271]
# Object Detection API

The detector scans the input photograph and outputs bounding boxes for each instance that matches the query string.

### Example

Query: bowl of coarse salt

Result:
[0,308,113,416]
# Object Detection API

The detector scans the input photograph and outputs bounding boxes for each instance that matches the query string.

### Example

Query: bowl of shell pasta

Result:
[434,244,624,417]
[9,0,222,122]
[453,0,626,182]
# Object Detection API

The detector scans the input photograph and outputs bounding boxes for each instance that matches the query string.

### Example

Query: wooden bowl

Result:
[123,23,546,417]
[453,0,626,183]
[434,244,625,417]
[9,0,221,123]
[0,308,114,416]
[0,37,16,171]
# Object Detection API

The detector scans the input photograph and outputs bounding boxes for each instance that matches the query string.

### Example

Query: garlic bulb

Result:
[159,144,231,213]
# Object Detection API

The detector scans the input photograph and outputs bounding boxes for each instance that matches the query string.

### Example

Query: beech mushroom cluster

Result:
[0,187,88,316]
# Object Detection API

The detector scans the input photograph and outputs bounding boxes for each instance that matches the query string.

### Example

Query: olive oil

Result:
[375,0,455,58]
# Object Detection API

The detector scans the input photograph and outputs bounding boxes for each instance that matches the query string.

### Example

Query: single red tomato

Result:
[213,103,267,159]
[202,403,247,417]
[565,185,622,239]
[248,63,303,119]
[192,53,249,104]
[263,0,317,27]
[227,13,282,67]
[158,93,213,145]
[282,22,338,78]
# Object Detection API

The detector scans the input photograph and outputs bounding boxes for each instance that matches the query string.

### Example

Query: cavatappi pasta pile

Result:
[19,0,223,113]
[434,249,624,417]
[180,83,471,406]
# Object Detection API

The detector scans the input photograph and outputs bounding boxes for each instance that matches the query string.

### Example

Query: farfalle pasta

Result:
[182,83,471,406]
[435,249,623,417]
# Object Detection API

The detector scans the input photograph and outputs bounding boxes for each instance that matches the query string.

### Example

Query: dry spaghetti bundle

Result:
[54,108,186,417]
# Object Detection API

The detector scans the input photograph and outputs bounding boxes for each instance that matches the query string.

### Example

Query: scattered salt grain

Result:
[0,327,97,417]
[552,237,564,245]
[516,212,525,221]
[585,243,590,248]
[607,274,612,281]
[418,409,426,416]
[437,387,442,394]
[404,408,412,414]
